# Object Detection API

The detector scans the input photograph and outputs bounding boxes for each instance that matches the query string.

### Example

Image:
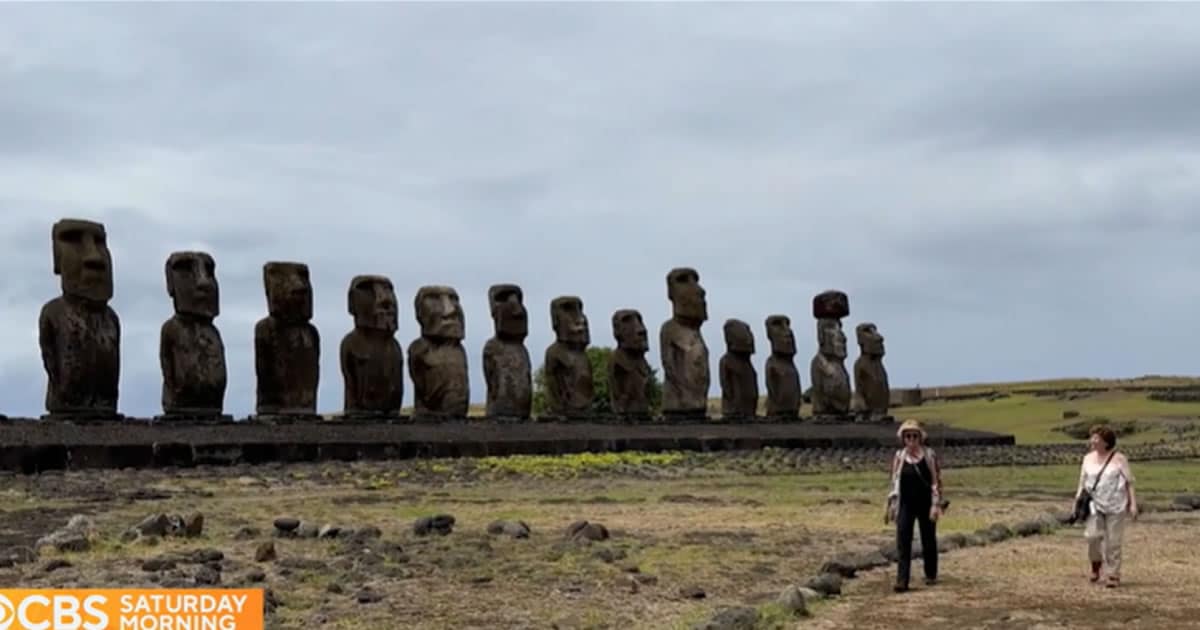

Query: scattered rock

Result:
[278,557,327,571]
[1173,494,1200,510]
[349,526,382,543]
[680,585,706,599]
[188,549,224,564]
[326,583,345,595]
[566,521,609,542]
[318,525,341,539]
[632,573,658,586]
[132,514,172,538]
[1062,410,1080,419]
[274,518,300,535]
[255,542,277,563]
[805,572,843,597]
[354,588,384,604]
[819,555,857,578]
[35,515,96,554]
[41,559,72,573]
[691,606,758,630]
[296,521,320,539]
[184,513,205,538]
[413,515,456,537]
[194,566,221,585]
[776,585,808,616]
[141,556,177,572]
[486,520,531,539]
[797,586,823,602]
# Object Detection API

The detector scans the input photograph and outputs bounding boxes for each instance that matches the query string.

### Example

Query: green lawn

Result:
[892,391,1200,444]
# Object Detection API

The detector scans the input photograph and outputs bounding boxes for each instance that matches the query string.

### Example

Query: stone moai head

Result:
[488,283,528,341]
[612,309,648,353]
[723,319,754,355]
[348,275,398,333]
[813,290,849,360]
[817,319,848,360]
[415,285,464,341]
[857,322,885,357]
[765,315,796,357]
[551,296,589,346]
[263,262,313,323]
[52,218,113,305]
[165,251,219,320]
[667,267,707,324]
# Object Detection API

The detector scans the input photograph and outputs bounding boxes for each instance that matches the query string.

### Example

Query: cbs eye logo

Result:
[0,593,15,630]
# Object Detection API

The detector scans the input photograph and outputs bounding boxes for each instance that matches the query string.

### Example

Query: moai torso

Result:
[544,296,593,417]
[764,315,801,418]
[719,319,757,419]
[853,322,890,418]
[160,251,227,417]
[39,219,121,418]
[255,262,320,416]
[483,284,532,419]
[341,275,404,416]
[409,285,469,418]
[609,309,651,417]
[484,339,531,418]
[660,268,710,415]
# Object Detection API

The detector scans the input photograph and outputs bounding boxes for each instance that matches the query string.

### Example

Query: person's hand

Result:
[929,505,942,522]
[1129,504,1139,521]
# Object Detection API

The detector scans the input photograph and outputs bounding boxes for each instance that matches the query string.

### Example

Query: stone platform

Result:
[0,417,1014,474]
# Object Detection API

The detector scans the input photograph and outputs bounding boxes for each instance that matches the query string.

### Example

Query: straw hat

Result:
[896,418,927,441]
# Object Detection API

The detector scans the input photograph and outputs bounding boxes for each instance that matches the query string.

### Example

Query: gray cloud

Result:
[1,4,1199,417]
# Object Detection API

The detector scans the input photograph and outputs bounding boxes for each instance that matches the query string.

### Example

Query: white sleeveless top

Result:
[1079,451,1133,515]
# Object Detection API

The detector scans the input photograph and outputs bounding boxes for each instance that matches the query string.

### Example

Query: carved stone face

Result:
[349,275,398,333]
[723,319,754,355]
[612,309,648,353]
[53,219,113,304]
[551,296,589,346]
[416,285,464,341]
[263,262,313,323]
[766,315,796,356]
[857,322,885,357]
[166,251,219,319]
[488,283,527,340]
[667,267,707,323]
[817,319,847,360]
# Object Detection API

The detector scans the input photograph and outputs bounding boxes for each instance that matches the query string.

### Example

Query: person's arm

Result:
[887,450,901,498]
[930,449,943,504]
[1075,458,1087,500]
[1120,455,1138,517]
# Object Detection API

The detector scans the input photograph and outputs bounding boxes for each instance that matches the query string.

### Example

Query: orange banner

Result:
[0,589,263,630]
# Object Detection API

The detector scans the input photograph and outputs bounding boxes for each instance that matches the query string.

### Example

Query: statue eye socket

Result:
[58,229,83,244]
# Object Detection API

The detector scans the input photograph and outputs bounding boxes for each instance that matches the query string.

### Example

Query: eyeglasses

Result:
[902,433,921,440]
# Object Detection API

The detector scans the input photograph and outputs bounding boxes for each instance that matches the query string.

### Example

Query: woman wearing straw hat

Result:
[885,418,943,592]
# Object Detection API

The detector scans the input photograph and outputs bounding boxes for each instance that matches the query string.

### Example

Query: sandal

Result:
[1090,562,1102,583]
[1105,576,1120,588]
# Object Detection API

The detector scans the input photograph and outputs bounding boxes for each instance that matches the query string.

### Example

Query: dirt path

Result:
[810,512,1200,629]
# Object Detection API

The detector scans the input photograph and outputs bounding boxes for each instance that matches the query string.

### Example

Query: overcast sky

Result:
[2,4,1199,418]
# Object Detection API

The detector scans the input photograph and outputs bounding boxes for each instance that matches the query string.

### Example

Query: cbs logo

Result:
[0,593,109,630]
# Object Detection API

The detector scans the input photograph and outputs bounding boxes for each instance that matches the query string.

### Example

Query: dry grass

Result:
[814,512,1200,629]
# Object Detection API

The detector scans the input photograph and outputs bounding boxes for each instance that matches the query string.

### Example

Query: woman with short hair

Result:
[1076,424,1138,587]
[885,418,943,592]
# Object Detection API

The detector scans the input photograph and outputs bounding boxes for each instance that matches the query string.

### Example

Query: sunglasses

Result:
[902,432,921,440]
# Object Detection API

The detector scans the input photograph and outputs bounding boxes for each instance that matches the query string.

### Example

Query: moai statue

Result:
[159,251,228,421]
[543,296,593,419]
[719,319,758,421]
[408,285,469,419]
[853,322,891,422]
[482,284,532,420]
[38,219,121,420]
[608,309,652,421]
[253,262,320,420]
[340,275,404,419]
[659,267,709,420]
[764,314,802,419]
[809,290,852,419]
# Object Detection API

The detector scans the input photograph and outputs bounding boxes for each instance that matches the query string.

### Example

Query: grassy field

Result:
[6,377,1200,628]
